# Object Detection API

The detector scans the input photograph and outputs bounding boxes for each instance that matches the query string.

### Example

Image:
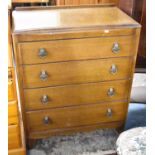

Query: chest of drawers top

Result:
[12,5,140,39]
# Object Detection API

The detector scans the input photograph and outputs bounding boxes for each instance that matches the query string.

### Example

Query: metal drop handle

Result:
[43,116,50,125]
[106,108,113,117]
[38,48,47,58]
[110,64,118,74]
[41,95,49,104]
[107,88,115,96]
[40,70,48,81]
[112,42,120,53]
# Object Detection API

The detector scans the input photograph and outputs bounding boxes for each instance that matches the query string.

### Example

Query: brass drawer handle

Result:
[106,108,113,117]
[107,88,115,96]
[40,70,48,81]
[110,64,118,74]
[38,48,47,58]
[41,95,49,104]
[112,42,120,53]
[43,116,50,125]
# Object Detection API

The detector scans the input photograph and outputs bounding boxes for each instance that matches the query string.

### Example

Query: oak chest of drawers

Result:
[12,5,141,144]
[8,68,26,154]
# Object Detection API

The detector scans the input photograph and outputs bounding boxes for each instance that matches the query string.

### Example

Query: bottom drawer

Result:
[8,125,21,149]
[29,121,124,139]
[8,148,25,155]
[8,122,26,155]
[26,101,128,133]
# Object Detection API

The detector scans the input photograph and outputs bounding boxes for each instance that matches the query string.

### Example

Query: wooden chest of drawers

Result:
[8,64,26,155]
[12,5,141,144]
[8,9,26,154]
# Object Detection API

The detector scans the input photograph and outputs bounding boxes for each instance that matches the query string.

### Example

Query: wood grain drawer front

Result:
[19,36,134,65]
[23,57,133,88]
[8,100,19,125]
[24,80,130,111]
[8,148,26,155]
[8,125,21,149]
[8,79,16,101]
[9,116,19,126]
[8,100,18,118]
[26,102,127,132]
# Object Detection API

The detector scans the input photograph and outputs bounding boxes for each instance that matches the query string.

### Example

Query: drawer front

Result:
[8,148,25,155]
[29,121,124,139]
[8,116,18,126]
[24,80,130,111]
[8,68,17,101]
[23,57,133,88]
[26,102,127,132]
[19,36,134,65]
[8,101,18,118]
[8,101,18,125]
[8,125,21,149]
[8,79,16,101]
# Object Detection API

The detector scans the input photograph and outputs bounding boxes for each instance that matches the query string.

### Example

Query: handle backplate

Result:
[112,42,120,53]
[107,88,115,97]
[110,64,118,74]
[40,70,48,81]
[106,108,113,117]
[38,48,47,58]
[41,95,49,104]
[43,116,50,125]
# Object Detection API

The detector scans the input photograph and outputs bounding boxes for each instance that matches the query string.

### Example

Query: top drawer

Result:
[19,36,135,65]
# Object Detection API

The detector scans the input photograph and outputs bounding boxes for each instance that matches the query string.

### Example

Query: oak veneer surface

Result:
[8,8,26,154]
[19,35,135,64]
[23,57,133,88]
[8,10,13,68]
[8,148,25,155]
[8,68,26,154]
[8,101,18,117]
[8,125,21,149]
[26,101,127,132]
[12,6,140,32]
[29,121,123,139]
[8,122,26,155]
[12,5,141,142]
[8,79,16,101]
[24,79,130,111]
[8,101,19,126]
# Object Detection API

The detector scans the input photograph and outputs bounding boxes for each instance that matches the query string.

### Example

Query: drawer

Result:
[8,100,18,118]
[8,125,21,149]
[8,116,19,126]
[8,100,19,126]
[8,79,16,101]
[23,57,133,88]
[29,121,124,139]
[8,148,25,155]
[24,80,130,111]
[8,120,26,155]
[26,101,127,132]
[19,36,135,65]
[8,68,17,101]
